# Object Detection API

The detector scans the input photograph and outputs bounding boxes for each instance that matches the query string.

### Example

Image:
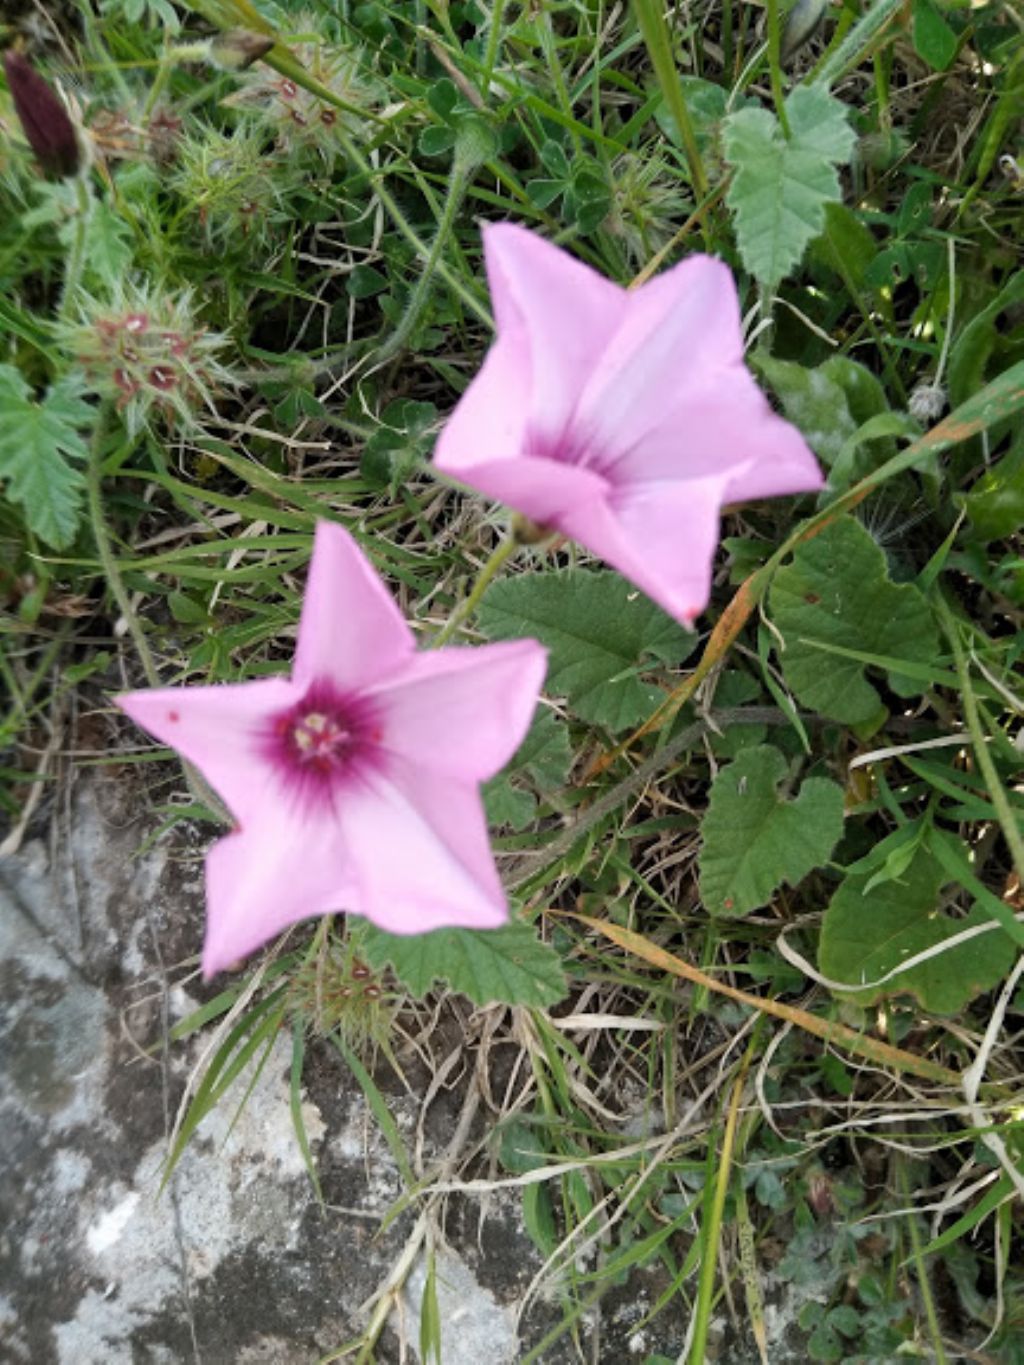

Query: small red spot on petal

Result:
[371,728,383,743]
[168,710,180,722]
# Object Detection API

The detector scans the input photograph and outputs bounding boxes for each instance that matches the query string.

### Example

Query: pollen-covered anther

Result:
[292,711,352,766]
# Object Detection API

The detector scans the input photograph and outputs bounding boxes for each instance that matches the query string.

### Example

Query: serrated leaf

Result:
[0,365,92,548]
[358,919,567,1007]
[769,516,940,725]
[61,198,133,287]
[723,85,855,289]
[699,746,844,915]
[819,849,1014,1014]
[478,569,693,732]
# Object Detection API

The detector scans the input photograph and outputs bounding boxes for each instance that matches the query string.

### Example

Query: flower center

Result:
[291,710,352,768]
[264,683,382,811]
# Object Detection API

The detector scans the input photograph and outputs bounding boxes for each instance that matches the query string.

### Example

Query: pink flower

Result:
[434,224,824,625]
[117,522,547,977]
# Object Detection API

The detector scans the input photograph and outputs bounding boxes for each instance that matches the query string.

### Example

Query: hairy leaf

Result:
[769,516,940,726]
[723,85,855,288]
[819,849,1014,1014]
[0,365,92,548]
[479,569,693,732]
[359,919,567,1007]
[699,746,844,915]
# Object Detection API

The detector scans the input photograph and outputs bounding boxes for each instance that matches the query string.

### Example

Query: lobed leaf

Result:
[0,366,93,548]
[769,516,941,726]
[359,919,568,1007]
[699,745,845,915]
[479,569,693,732]
[723,85,855,289]
[819,848,1015,1014]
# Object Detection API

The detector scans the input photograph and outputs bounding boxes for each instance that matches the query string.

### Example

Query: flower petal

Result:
[481,222,626,446]
[293,521,414,692]
[371,638,547,782]
[574,255,746,466]
[116,677,296,827]
[560,475,734,625]
[589,363,822,497]
[203,807,357,976]
[340,764,508,934]
[433,330,532,473]
[440,454,609,526]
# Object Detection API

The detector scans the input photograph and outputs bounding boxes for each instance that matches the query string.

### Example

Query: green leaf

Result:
[478,569,693,732]
[698,746,845,916]
[0,366,93,548]
[358,919,568,1007]
[75,198,134,287]
[769,516,941,725]
[483,708,572,832]
[913,0,958,70]
[723,85,855,289]
[754,355,859,468]
[347,264,389,298]
[948,272,1024,410]
[960,438,1024,541]
[811,202,878,290]
[819,849,1015,1014]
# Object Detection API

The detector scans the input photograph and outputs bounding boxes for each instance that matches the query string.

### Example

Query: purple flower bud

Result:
[2,49,81,179]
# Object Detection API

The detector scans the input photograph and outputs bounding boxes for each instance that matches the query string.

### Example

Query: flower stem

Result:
[375,151,473,364]
[58,176,92,323]
[432,536,518,646]
[766,0,791,138]
[633,0,709,200]
[87,407,161,688]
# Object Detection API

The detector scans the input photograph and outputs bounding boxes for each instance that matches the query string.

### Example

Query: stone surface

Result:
[0,767,700,1362]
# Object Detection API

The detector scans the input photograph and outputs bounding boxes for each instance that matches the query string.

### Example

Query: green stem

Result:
[375,152,473,364]
[87,407,160,688]
[633,0,708,199]
[480,0,508,97]
[766,0,791,137]
[937,594,1024,884]
[432,536,518,646]
[59,177,93,323]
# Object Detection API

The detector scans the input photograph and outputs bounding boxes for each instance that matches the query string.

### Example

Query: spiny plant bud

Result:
[58,284,235,435]
[2,48,81,179]
[209,29,275,72]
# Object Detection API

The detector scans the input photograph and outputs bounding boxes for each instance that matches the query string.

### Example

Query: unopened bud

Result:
[210,29,275,72]
[2,48,81,178]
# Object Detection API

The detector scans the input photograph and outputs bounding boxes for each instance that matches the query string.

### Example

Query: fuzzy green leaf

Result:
[723,85,855,288]
[478,569,693,732]
[0,366,92,548]
[359,919,567,1007]
[819,849,1014,1014]
[699,746,845,915]
[61,199,134,287]
[769,516,941,726]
